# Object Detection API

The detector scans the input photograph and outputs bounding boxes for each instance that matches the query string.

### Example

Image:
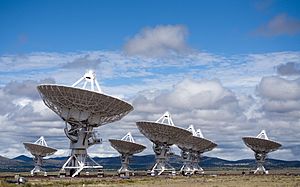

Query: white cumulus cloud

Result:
[124,25,189,57]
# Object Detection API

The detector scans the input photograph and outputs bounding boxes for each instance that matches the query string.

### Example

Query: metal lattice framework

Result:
[242,130,281,174]
[109,132,146,177]
[136,111,192,176]
[23,136,57,176]
[37,70,133,177]
[177,125,217,175]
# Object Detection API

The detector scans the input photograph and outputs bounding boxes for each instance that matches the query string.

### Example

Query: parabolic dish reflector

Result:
[177,136,217,153]
[136,121,192,145]
[109,139,146,155]
[23,142,57,157]
[37,85,133,127]
[242,137,281,153]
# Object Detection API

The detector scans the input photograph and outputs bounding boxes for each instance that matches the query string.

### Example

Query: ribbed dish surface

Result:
[177,135,217,153]
[37,85,133,127]
[136,121,192,145]
[242,137,281,153]
[23,143,57,157]
[109,139,146,155]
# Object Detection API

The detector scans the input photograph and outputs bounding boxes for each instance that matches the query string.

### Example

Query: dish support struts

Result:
[180,150,203,176]
[254,152,268,174]
[118,154,132,177]
[31,155,44,175]
[31,137,47,176]
[253,130,268,174]
[60,122,103,177]
[149,143,175,176]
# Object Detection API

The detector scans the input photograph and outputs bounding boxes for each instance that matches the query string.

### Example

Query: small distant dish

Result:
[109,132,146,177]
[23,136,57,176]
[109,139,146,155]
[242,130,281,174]
[23,142,56,157]
[242,137,281,153]
[136,111,192,176]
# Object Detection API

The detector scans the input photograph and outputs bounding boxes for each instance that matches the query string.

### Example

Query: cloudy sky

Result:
[0,0,300,161]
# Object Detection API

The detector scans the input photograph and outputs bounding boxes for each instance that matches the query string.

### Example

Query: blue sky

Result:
[0,0,300,161]
[1,0,300,54]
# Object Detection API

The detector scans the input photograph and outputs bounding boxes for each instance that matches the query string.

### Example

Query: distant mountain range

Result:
[1,155,299,172]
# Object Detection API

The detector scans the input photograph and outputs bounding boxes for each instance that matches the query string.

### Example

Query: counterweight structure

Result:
[23,136,57,176]
[37,70,133,177]
[177,125,217,176]
[136,111,192,176]
[242,130,281,174]
[109,132,146,177]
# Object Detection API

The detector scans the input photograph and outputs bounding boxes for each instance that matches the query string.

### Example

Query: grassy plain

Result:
[0,169,299,187]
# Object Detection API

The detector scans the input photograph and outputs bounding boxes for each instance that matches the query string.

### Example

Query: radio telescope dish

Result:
[242,130,281,174]
[136,111,192,176]
[37,73,133,127]
[23,136,57,176]
[176,125,217,176]
[109,132,146,177]
[37,70,133,177]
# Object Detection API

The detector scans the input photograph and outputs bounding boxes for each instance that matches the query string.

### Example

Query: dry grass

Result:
[1,170,300,187]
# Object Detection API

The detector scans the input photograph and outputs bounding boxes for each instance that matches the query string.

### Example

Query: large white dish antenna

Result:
[37,70,133,177]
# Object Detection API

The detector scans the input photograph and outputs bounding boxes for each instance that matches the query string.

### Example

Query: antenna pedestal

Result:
[191,152,203,174]
[254,152,268,174]
[61,123,103,177]
[179,150,194,176]
[149,143,175,176]
[31,155,45,176]
[61,149,103,177]
[180,151,203,175]
[118,154,132,177]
